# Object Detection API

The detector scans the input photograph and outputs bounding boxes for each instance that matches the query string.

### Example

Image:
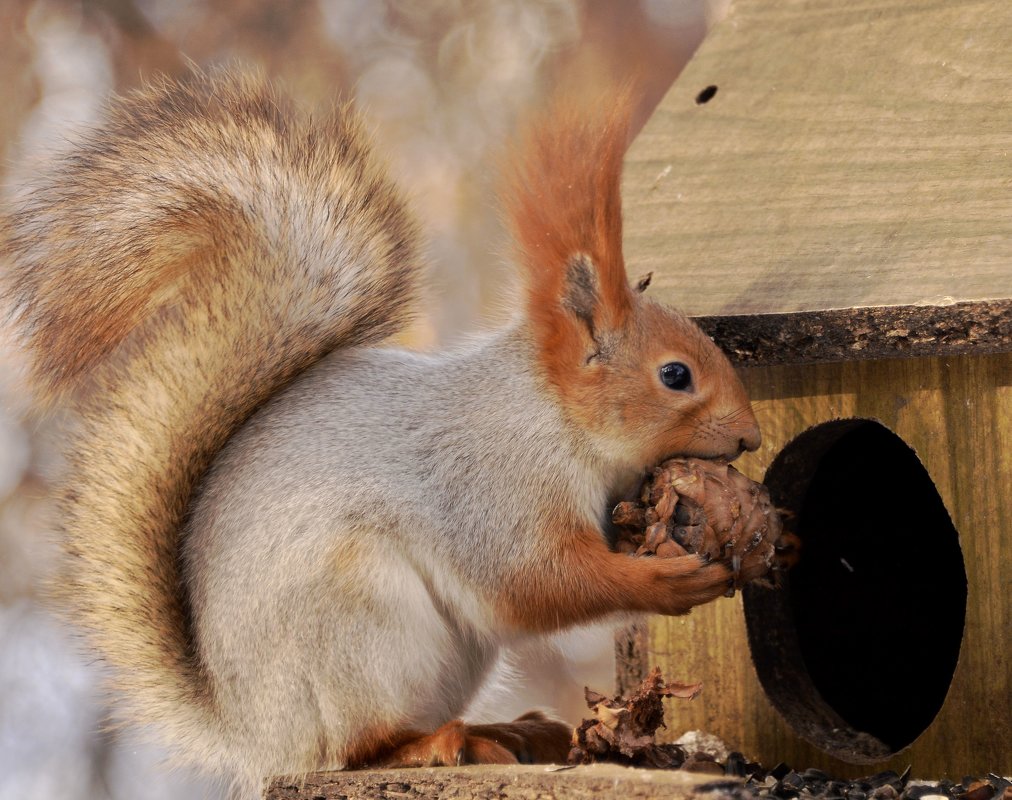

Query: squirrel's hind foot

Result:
[360,711,572,768]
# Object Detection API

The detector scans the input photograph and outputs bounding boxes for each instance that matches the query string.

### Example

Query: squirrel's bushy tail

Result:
[2,72,420,772]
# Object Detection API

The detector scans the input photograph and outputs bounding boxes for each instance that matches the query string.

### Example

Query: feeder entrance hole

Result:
[743,419,967,762]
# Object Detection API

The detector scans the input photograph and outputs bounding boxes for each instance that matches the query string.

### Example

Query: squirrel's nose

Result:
[738,421,761,453]
[733,403,761,453]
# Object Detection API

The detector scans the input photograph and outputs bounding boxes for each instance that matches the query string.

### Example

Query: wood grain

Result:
[640,352,1011,778]
[267,763,728,800]
[622,0,1012,317]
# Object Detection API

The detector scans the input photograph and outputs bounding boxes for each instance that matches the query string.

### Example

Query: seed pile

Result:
[731,765,1012,800]
[569,670,1011,800]
[612,458,792,591]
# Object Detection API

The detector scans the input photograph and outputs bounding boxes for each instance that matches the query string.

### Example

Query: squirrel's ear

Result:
[562,253,613,346]
[504,85,638,345]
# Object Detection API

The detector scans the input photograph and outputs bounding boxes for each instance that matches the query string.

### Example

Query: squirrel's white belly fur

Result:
[184,326,609,773]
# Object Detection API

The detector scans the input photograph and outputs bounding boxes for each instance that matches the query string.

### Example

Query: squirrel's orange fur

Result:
[508,92,632,414]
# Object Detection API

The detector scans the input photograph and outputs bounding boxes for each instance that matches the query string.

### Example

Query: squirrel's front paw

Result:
[643,554,734,616]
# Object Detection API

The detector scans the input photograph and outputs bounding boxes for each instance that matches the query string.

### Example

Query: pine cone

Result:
[612,458,783,592]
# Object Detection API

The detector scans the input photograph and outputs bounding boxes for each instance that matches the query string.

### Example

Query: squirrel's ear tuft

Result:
[503,86,638,339]
[562,254,601,340]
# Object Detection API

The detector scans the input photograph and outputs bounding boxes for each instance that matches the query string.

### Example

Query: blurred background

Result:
[0,1,728,797]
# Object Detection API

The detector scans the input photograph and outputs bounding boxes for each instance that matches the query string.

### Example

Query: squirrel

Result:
[2,71,761,794]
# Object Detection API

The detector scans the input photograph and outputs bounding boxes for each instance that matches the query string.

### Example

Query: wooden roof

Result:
[621,0,1011,363]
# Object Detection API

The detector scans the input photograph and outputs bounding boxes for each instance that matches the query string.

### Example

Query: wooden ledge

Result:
[694,299,1012,367]
[268,763,741,800]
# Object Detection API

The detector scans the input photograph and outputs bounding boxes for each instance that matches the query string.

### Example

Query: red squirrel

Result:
[2,71,760,795]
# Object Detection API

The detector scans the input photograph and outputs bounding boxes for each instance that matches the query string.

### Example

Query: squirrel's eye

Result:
[659,362,693,391]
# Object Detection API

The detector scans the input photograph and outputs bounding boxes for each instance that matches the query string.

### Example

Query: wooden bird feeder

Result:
[616,0,1011,779]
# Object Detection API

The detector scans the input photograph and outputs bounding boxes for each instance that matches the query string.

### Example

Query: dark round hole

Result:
[695,85,718,104]
[743,419,967,761]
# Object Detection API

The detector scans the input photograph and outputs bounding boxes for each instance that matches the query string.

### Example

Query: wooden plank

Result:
[640,352,1011,778]
[267,763,732,800]
[622,0,1012,317]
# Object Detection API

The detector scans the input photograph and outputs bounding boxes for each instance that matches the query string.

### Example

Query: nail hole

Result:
[695,85,718,105]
